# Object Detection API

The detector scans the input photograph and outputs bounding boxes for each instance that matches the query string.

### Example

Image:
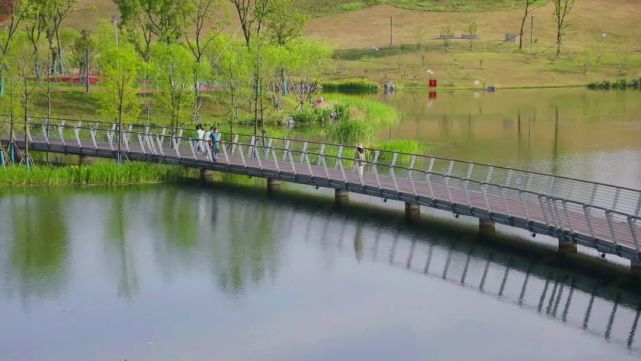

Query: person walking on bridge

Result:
[196,124,205,154]
[210,127,220,161]
[355,144,366,179]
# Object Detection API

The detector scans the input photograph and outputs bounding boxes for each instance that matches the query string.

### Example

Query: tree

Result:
[466,21,477,50]
[264,0,307,46]
[22,0,47,79]
[150,43,195,131]
[284,39,331,110]
[71,29,95,92]
[210,36,251,133]
[264,0,307,96]
[552,0,575,58]
[518,0,545,50]
[1,0,25,95]
[181,0,227,121]
[229,0,271,135]
[98,44,142,127]
[441,25,453,52]
[229,0,270,47]
[114,0,191,60]
[266,0,306,96]
[40,0,79,74]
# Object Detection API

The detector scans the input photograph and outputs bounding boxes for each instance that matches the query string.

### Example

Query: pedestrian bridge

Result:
[1,117,640,270]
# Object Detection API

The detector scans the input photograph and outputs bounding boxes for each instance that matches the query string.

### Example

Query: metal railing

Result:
[1,116,640,260]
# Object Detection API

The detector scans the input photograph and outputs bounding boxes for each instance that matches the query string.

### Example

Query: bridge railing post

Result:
[220,137,230,165]
[629,216,640,252]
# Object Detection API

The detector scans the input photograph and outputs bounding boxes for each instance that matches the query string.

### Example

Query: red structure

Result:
[0,0,15,23]
[428,79,437,88]
[27,76,101,85]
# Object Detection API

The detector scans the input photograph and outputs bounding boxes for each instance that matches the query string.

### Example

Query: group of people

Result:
[194,123,367,178]
[195,124,221,161]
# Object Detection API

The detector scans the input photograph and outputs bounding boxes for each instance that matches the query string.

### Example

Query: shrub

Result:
[321,79,379,94]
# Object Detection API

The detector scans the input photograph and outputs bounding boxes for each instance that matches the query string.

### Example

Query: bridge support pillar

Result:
[405,202,420,222]
[479,219,495,236]
[558,237,577,254]
[335,189,349,207]
[200,169,214,182]
[78,155,92,165]
[267,178,281,192]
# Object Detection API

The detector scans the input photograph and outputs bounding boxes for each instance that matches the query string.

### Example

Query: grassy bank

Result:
[0,162,182,187]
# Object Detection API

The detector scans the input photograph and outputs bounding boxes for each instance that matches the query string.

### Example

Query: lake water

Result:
[1,88,641,360]
[377,88,641,188]
[0,185,640,361]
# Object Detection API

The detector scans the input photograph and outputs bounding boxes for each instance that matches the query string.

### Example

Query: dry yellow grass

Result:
[306,0,641,52]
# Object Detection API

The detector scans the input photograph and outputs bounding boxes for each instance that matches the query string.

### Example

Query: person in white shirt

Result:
[196,124,205,154]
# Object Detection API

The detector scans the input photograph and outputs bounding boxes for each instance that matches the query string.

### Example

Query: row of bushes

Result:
[321,79,379,94]
[587,78,641,90]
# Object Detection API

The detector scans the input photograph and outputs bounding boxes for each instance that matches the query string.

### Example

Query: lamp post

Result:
[112,15,122,164]
[112,15,120,48]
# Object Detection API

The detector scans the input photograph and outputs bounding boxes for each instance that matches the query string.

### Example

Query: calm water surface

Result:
[378,88,641,188]
[1,185,640,361]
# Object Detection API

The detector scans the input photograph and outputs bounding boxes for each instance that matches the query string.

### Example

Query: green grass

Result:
[0,162,182,187]
[373,139,432,154]
[321,79,379,94]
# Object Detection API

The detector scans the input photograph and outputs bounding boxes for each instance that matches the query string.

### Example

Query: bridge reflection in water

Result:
[293,206,641,355]
[1,184,640,358]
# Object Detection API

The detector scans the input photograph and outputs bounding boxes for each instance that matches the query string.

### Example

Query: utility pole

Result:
[390,16,393,46]
[530,14,535,44]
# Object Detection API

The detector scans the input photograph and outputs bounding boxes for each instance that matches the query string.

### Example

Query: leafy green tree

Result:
[264,0,307,96]
[97,43,142,125]
[40,0,78,74]
[229,0,271,134]
[284,39,331,109]
[22,0,47,79]
[150,43,195,130]
[264,0,307,46]
[114,0,192,59]
[1,0,26,96]
[210,36,251,132]
[71,29,95,91]
[181,0,227,121]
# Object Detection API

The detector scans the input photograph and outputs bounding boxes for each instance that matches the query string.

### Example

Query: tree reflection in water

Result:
[0,191,68,302]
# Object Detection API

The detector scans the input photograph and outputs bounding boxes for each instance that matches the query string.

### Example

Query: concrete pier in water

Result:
[405,202,420,221]
[267,178,281,192]
[479,219,495,236]
[335,189,349,207]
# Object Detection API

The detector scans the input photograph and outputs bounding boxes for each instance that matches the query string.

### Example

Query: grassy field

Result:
[63,0,641,88]
[308,0,641,87]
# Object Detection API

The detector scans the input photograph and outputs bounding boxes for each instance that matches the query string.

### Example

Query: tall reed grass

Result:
[0,162,182,187]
